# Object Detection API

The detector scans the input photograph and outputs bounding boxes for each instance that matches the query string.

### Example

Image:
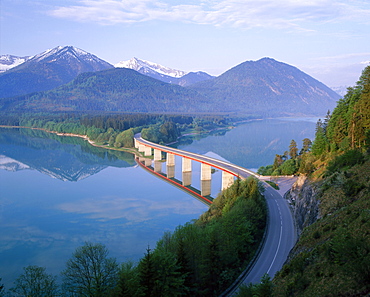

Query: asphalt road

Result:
[242,185,296,283]
[135,135,297,293]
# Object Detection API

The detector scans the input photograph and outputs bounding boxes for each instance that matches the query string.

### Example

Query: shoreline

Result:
[0,125,141,156]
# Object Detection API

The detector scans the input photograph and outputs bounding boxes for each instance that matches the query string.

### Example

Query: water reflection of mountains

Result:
[0,128,135,181]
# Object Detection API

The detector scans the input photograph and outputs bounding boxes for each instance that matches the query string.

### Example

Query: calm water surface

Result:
[0,118,317,287]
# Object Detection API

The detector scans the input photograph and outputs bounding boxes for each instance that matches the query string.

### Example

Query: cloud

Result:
[48,0,370,30]
[57,195,205,222]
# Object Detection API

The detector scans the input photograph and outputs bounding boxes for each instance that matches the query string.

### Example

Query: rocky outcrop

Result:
[285,175,320,235]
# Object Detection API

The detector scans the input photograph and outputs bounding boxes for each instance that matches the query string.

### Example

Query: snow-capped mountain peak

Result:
[115,57,187,78]
[0,55,30,72]
[28,46,113,68]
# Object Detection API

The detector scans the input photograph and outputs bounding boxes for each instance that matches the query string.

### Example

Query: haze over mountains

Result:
[0,45,341,117]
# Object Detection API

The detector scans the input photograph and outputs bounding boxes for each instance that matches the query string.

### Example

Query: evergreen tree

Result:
[311,119,328,156]
[138,246,155,297]
[289,139,298,159]
[273,154,284,169]
[300,138,312,154]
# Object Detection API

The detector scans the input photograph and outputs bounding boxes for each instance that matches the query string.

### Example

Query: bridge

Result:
[134,133,269,197]
[134,133,296,294]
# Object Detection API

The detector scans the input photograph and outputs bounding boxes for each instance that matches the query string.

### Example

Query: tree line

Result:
[258,65,370,178]
[0,177,267,297]
[0,112,232,148]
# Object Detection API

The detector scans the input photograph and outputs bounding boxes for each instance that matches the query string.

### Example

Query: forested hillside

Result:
[271,65,370,296]
[0,57,340,117]
[0,68,212,113]
[189,58,340,117]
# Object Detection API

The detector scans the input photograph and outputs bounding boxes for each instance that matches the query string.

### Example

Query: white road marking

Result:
[267,199,283,274]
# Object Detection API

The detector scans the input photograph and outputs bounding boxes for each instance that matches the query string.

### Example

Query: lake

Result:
[0,117,317,287]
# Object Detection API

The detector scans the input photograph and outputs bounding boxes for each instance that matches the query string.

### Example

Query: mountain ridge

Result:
[115,57,214,86]
[0,55,30,72]
[0,46,114,98]
[189,57,340,116]
[0,46,340,117]
[115,57,187,78]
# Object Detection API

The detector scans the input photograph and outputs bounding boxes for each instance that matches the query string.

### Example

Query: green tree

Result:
[61,242,119,297]
[151,251,186,297]
[300,138,312,154]
[138,246,155,297]
[141,126,161,143]
[9,266,58,297]
[272,154,283,170]
[311,119,328,156]
[114,128,134,148]
[116,261,141,297]
[289,139,298,159]
[159,121,179,143]
[279,159,297,175]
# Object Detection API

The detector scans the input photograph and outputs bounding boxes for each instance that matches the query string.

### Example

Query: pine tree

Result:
[289,139,298,159]
[138,246,155,297]
[300,138,312,154]
[312,119,328,156]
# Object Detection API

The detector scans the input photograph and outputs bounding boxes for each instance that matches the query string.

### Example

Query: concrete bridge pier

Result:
[201,163,212,180]
[134,139,139,149]
[182,157,192,186]
[154,161,162,173]
[182,157,192,173]
[201,180,211,197]
[182,171,192,186]
[166,153,175,166]
[166,153,175,178]
[138,143,146,153]
[167,165,175,178]
[144,145,152,157]
[222,171,235,190]
[145,158,152,167]
[201,163,212,196]
[154,149,162,161]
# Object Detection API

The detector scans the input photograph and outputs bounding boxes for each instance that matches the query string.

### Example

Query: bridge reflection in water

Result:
[136,156,213,206]
[133,134,259,206]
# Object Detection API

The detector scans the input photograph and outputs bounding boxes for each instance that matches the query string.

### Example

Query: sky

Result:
[1,0,370,88]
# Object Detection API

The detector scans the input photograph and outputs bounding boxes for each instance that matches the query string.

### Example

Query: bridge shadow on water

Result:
[135,157,213,206]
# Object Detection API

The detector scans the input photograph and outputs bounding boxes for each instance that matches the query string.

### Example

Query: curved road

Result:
[135,134,296,293]
[242,186,296,283]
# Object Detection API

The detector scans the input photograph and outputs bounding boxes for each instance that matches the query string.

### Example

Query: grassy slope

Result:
[273,158,370,296]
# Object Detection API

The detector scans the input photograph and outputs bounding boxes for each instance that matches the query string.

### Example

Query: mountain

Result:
[330,85,348,96]
[0,56,340,117]
[0,155,30,171]
[0,55,30,72]
[0,46,114,98]
[115,57,214,86]
[0,68,211,113]
[177,71,215,87]
[115,57,187,78]
[189,57,341,116]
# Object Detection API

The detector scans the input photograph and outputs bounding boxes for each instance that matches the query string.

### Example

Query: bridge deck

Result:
[135,133,262,180]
